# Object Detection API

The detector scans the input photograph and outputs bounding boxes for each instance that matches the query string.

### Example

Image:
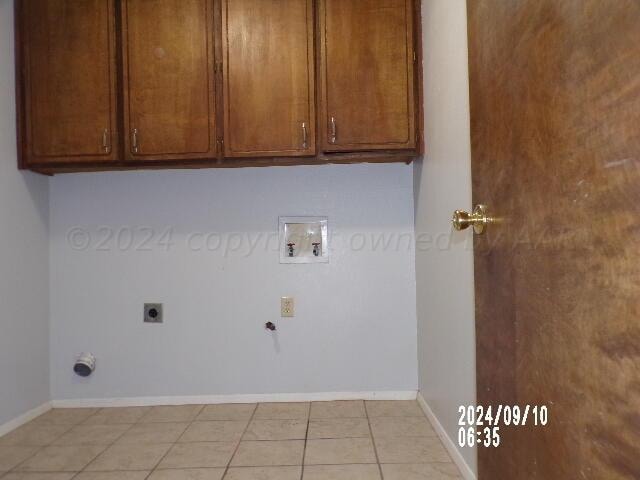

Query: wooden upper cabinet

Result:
[319,0,416,151]
[122,0,217,161]
[222,0,315,157]
[15,0,422,173]
[18,0,119,166]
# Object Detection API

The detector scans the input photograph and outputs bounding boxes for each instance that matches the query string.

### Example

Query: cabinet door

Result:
[319,0,416,151]
[122,0,217,160]
[20,0,118,165]
[222,0,315,157]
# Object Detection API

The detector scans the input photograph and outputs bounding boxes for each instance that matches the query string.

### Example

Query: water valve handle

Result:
[265,322,276,331]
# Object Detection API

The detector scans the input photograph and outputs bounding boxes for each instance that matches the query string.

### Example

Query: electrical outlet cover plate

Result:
[279,216,329,264]
[144,303,163,323]
[281,297,295,317]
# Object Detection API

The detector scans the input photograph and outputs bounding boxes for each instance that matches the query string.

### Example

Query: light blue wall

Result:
[0,0,51,426]
[49,164,418,400]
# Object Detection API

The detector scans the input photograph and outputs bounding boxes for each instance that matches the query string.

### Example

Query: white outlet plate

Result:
[281,297,295,317]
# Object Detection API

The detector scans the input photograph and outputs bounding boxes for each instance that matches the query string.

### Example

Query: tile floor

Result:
[0,401,462,479]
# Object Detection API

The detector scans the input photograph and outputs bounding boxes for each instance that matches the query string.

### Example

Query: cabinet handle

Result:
[102,129,110,153]
[329,117,337,144]
[302,122,308,149]
[131,128,139,154]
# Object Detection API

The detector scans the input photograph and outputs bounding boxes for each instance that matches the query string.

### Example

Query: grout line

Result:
[80,407,103,424]
[220,403,259,479]
[364,401,385,480]
[136,406,156,424]
[300,403,312,480]
[4,446,44,477]
[6,408,104,478]
[70,407,158,480]
[173,406,207,444]
[145,404,206,477]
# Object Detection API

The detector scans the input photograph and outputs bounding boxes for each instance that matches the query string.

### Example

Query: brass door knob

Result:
[452,204,492,234]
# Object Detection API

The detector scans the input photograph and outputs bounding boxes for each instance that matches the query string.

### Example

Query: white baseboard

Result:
[51,390,418,408]
[0,402,52,438]
[417,392,476,480]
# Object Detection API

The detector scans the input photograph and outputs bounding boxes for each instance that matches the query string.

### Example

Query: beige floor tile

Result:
[231,440,304,467]
[304,438,376,465]
[365,401,423,418]
[381,463,462,479]
[370,417,436,437]
[242,420,307,441]
[1,474,76,480]
[225,466,301,480]
[253,403,309,420]
[0,424,72,447]
[140,405,204,423]
[117,423,189,445]
[1,403,458,479]
[33,409,100,426]
[307,418,371,439]
[16,446,105,472]
[310,401,366,419]
[74,473,150,480]
[86,443,171,471]
[0,445,40,471]
[52,424,131,446]
[179,421,247,443]
[83,408,151,425]
[157,442,236,469]
[147,468,225,479]
[197,404,256,422]
[303,464,381,480]
[375,437,451,464]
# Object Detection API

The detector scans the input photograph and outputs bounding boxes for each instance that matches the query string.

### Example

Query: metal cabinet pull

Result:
[302,122,308,149]
[131,128,139,154]
[329,117,337,144]
[102,129,110,153]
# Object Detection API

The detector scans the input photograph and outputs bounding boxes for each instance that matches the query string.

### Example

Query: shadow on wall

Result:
[19,171,50,226]
[413,156,425,225]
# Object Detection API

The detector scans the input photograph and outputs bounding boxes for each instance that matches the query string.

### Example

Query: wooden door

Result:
[19,0,118,166]
[319,0,415,152]
[468,1,640,478]
[222,0,315,158]
[122,0,216,161]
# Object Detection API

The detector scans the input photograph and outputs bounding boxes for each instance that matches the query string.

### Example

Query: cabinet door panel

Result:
[21,0,118,164]
[122,0,216,160]
[320,0,415,151]
[222,0,315,157]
